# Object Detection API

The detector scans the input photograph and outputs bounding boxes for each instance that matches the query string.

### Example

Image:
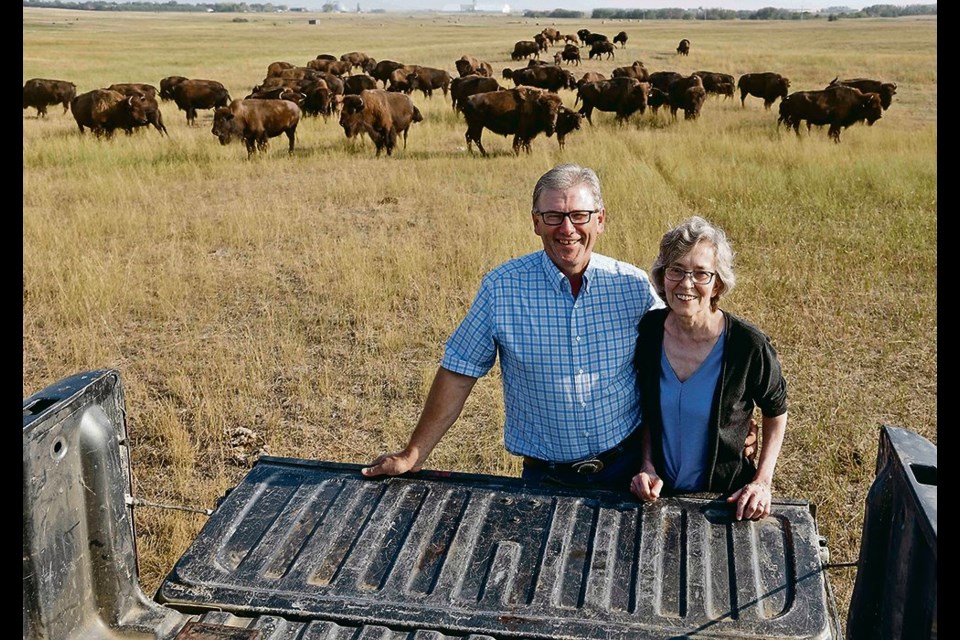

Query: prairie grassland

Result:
[23,7,936,628]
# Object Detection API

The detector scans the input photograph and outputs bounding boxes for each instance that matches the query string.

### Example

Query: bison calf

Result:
[212,98,302,158]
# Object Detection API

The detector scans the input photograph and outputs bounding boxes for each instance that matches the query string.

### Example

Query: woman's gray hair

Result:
[651,216,736,311]
[532,163,604,212]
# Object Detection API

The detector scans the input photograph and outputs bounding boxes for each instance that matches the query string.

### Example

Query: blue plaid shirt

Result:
[441,250,663,462]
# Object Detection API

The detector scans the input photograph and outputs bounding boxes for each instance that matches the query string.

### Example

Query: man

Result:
[362,163,663,489]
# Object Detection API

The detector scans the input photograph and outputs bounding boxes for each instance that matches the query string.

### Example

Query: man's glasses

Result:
[664,267,716,285]
[535,210,598,226]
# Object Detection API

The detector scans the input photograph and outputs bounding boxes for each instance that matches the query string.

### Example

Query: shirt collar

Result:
[538,250,595,296]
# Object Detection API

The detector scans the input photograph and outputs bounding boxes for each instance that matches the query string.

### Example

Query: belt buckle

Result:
[571,458,604,474]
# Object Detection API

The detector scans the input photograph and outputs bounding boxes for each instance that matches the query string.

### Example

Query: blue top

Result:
[659,332,726,491]
[441,250,663,462]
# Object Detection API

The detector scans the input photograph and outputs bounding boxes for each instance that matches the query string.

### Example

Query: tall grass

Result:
[23,8,936,629]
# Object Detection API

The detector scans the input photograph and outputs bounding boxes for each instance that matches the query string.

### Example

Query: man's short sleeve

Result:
[440,275,498,378]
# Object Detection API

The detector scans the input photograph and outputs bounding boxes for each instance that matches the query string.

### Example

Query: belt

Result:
[522,430,639,475]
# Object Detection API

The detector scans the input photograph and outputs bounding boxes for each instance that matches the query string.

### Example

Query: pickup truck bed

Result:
[23,369,935,640]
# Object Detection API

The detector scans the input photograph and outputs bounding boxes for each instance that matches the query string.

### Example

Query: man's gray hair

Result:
[532,163,604,212]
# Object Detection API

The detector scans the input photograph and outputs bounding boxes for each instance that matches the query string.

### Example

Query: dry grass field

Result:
[23,7,936,632]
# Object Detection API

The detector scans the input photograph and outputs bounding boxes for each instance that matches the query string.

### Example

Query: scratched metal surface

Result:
[158,457,839,640]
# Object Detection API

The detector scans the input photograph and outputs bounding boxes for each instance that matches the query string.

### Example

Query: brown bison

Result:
[576,29,591,46]
[576,72,607,93]
[343,74,378,96]
[460,86,562,156]
[307,58,352,76]
[23,78,76,117]
[107,84,167,136]
[554,106,583,150]
[826,77,897,110]
[612,61,648,81]
[70,89,149,138]
[576,77,650,125]
[406,67,452,99]
[339,89,423,157]
[583,33,609,47]
[371,60,406,86]
[511,40,541,61]
[560,44,581,66]
[211,98,301,158]
[613,31,628,48]
[534,33,549,52]
[667,75,707,120]
[589,40,616,60]
[450,74,501,112]
[677,38,691,56]
[159,76,188,102]
[455,55,494,78]
[693,71,735,98]
[647,71,683,93]
[506,65,576,92]
[737,72,790,109]
[172,79,232,126]
[266,61,296,78]
[778,85,883,143]
[340,51,376,73]
[541,27,562,45]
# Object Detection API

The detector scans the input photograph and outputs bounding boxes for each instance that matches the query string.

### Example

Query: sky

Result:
[288,0,935,13]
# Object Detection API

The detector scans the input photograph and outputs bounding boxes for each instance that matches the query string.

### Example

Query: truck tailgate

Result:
[157,457,840,640]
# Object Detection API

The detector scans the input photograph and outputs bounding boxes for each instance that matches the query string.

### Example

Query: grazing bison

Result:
[159,76,188,102]
[576,77,650,125]
[613,31,628,48]
[576,72,606,91]
[343,74,378,95]
[387,66,420,94]
[554,106,583,150]
[371,60,406,86]
[407,66,452,99]
[647,87,670,115]
[778,85,883,143]
[589,40,616,60]
[507,65,576,92]
[107,84,167,136]
[541,27,562,45]
[455,55,493,78]
[667,75,706,120]
[340,51,375,73]
[560,43,581,66]
[172,79,231,126]
[460,86,562,156]
[450,74,501,112]
[677,38,691,56]
[511,40,541,61]
[266,61,296,78]
[612,61,648,81]
[298,79,335,118]
[307,59,352,76]
[827,77,897,110]
[211,98,301,158]
[583,33,609,48]
[246,86,305,105]
[23,78,76,117]
[534,33,549,52]
[647,71,683,93]
[339,89,422,157]
[70,89,149,138]
[737,72,790,109]
[693,71,735,98]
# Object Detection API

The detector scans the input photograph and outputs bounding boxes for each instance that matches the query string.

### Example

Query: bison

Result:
[455,55,494,78]
[340,51,375,74]
[406,66,452,99]
[583,33,609,47]
[667,75,706,120]
[554,106,583,150]
[343,74,378,96]
[612,61,648,81]
[647,71,683,94]
[339,89,423,157]
[307,59,352,76]
[23,78,76,117]
[107,83,167,136]
[778,85,883,143]
[460,86,562,156]
[159,76,188,102]
[613,31,628,48]
[450,74,501,112]
[589,40,616,61]
[560,44,581,66]
[70,88,149,138]
[266,61,296,78]
[677,38,691,56]
[534,33,549,52]
[511,40,541,61]
[172,79,231,126]
[211,98,301,158]
[693,71,735,98]
[827,77,897,110]
[370,60,406,86]
[576,77,650,125]
[507,65,576,92]
[541,27,562,45]
[737,72,790,109]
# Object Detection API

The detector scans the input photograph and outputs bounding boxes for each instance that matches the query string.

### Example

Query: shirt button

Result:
[581,401,587,407]
[578,369,584,375]
[575,336,581,342]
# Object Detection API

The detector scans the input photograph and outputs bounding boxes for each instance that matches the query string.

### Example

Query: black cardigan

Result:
[634,308,788,493]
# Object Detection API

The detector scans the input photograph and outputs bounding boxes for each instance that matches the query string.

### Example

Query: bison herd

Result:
[23,28,898,156]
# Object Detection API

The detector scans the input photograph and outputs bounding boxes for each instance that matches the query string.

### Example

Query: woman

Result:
[630,216,787,521]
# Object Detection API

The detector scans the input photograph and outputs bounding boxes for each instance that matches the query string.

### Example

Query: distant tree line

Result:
[523,4,935,20]
[23,0,290,11]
